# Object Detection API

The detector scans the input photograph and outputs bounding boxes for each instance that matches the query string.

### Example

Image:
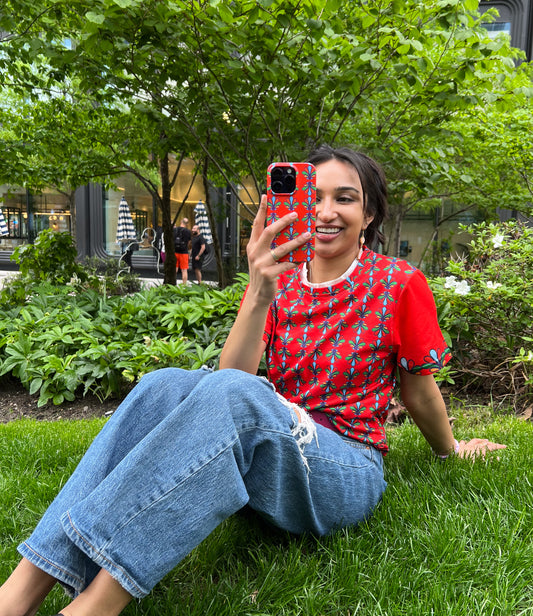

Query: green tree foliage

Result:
[1,0,532,277]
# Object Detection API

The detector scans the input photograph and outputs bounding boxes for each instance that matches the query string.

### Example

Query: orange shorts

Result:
[175,253,189,270]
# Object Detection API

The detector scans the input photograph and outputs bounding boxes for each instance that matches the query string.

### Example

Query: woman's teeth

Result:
[316,227,341,234]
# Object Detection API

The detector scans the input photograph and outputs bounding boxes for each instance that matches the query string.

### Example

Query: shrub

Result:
[0,275,248,407]
[1,230,90,309]
[11,229,86,285]
[1,239,143,310]
[81,256,142,295]
[430,220,533,412]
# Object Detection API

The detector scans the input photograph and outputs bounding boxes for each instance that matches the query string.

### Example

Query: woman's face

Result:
[314,158,373,267]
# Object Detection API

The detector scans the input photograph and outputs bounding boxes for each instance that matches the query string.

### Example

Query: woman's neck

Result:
[307,249,362,285]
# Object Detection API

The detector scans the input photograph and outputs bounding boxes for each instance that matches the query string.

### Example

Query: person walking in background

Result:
[0,145,505,616]
[154,225,165,263]
[191,224,207,283]
[174,218,191,284]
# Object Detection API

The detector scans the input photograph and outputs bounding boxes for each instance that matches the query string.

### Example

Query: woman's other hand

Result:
[457,438,507,459]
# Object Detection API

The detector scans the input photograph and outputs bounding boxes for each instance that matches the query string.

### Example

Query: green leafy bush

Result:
[430,220,533,412]
[81,256,142,295]
[1,230,89,309]
[12,229,86,284]
[0,275,248,407]
[1,234,143,311]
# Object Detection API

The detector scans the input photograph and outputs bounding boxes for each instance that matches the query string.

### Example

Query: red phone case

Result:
[266,162,316,263]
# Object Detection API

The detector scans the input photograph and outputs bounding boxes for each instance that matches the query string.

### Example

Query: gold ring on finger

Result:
[270,248,280,262]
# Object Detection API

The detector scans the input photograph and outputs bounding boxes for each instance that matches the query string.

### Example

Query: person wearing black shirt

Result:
[191,224,207,283]
[174,218,192,284]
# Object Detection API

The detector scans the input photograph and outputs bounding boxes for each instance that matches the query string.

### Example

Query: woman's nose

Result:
[317,197,335,221]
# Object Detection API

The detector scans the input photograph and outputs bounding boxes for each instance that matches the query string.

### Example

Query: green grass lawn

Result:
[1,410,532,615]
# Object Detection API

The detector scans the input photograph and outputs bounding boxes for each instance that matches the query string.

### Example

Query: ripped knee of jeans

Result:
[276,393,318,475]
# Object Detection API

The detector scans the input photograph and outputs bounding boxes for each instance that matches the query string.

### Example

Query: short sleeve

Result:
[393,270,451,374]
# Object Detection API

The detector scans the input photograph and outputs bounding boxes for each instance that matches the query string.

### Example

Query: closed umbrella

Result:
[0,208,8,237]
[116,196,137,242]
[194,200,213,244]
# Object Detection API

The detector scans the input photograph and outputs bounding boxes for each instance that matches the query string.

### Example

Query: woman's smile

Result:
[315,224,343,240]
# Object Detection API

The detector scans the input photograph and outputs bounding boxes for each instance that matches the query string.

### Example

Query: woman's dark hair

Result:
[307,144,388,248]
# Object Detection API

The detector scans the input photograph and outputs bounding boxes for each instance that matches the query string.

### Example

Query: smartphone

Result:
[266,162,316,263]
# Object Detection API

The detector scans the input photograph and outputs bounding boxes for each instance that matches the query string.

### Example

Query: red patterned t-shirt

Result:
[262,248,451,453]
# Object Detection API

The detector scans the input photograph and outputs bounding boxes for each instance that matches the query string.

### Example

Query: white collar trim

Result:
[301,253,361,289]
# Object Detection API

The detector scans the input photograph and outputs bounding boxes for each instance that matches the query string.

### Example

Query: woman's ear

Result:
[363,215,374,230]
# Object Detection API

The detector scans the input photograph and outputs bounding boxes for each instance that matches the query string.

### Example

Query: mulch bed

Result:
[0,380,121,423]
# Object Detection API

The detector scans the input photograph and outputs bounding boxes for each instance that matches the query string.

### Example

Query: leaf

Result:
[53,393,65,405]
[361,14,377,29]
[217,3,234,23]
[29,378,43,395]
[85,12,105,24]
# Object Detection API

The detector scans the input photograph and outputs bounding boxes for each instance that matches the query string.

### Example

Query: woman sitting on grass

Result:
[0,145,505,616]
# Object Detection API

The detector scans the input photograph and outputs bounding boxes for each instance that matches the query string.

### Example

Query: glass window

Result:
[482,21,512,39]
[0,185,71,249]
[33,190,72,235]
[0,187,27,250]
[102,157,209,256]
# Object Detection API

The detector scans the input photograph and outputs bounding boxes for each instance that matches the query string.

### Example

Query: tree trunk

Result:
[201,154,227,288]
[160,153,177,285]
[391,209,402,258]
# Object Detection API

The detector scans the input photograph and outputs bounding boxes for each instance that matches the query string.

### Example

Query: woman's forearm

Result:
[219,293,269,374]
[399,370,455,455]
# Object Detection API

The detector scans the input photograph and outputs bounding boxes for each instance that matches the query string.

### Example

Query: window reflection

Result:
[0,186,71,249]
[482,21,512,38]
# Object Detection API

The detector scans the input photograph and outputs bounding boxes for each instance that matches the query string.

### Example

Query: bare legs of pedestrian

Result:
[0,558,132,616]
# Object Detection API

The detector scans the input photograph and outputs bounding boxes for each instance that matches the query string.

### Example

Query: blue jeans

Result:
[18,368,386,599]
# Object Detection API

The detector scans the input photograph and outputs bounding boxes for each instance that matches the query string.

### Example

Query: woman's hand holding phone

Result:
[220,168,314,374]
[246,194,312,307]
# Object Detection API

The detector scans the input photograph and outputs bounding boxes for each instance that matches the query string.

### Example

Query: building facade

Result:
[479,0,533,61]
[0,161,253,277]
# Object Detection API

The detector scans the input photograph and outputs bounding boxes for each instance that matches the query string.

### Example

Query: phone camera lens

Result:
[283,176,296,192]
[270,165,296,193]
